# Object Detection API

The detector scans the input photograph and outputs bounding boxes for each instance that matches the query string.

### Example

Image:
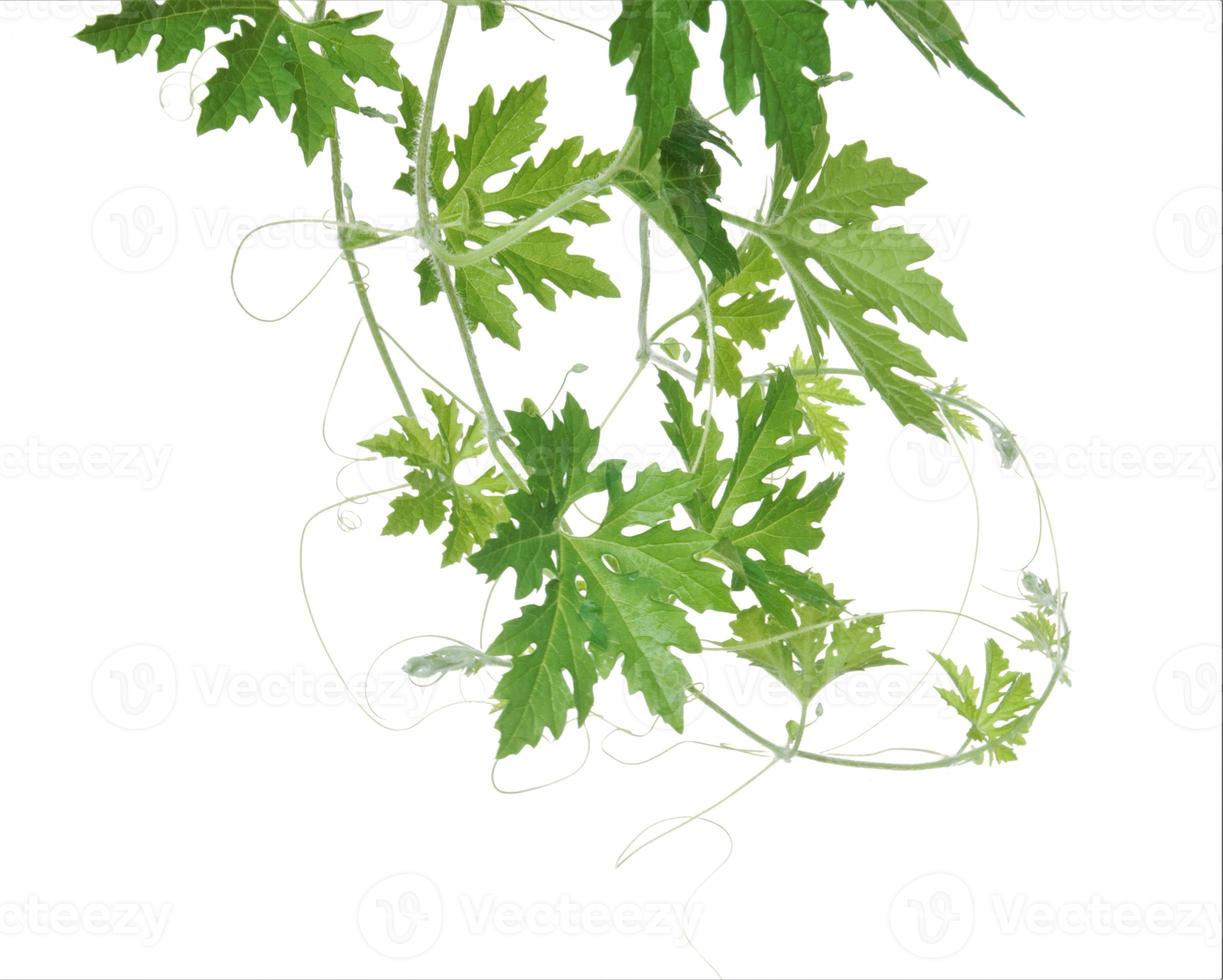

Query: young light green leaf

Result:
[789,350,863,462]
[934,382,983,440]
[359,391,510,565]
[731,600,899,705]
[1015,572,1071,685]
[798,140,926,226]
[693,237,793,395]
[933,640,1038,763]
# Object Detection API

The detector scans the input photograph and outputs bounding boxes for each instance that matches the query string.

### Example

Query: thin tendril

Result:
[478,577,500,649]
[321,319,371,463]
[821,405,983,753]
[505,2,611,41]
[376,323,478,414]
[616,814,734,980]
[507,3,553,39]
[490,727,593,795]
[228,218,350,323]
[617,759,777,868]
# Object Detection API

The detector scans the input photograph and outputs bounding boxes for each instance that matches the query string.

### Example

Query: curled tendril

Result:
[228,217,416,324]
[156,41,217,121]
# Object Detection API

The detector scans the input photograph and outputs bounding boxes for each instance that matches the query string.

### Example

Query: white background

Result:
[1,1,1220,977]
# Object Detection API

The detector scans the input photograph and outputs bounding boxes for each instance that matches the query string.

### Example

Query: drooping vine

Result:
[78,0,1069,771]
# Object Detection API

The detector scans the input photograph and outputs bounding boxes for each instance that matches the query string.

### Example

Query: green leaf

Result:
[479,0,506,30]
[414,79,619,346]
[483,138,616,225]
[658,369,842,619]
[471,396,732,756]
[614,104,741,283]
[359,391,510,565]
[732,473,842,565]
[796,280,943,434]
[798,140,926,226]
[1015,571,1071,685]
[711,370,819,535]
[718,0,832,172]
[393,75,424,193]
[657,105,740,283]
[694,237,793,395]
[748,138,961,434]
[789,350,863,462]
[656,371,728,531]
[933,640,1038,763]
[731,600,900,705]
[608,0,707,160]
[934,381,983,440]
[849,0,1020,113]
[806,226,964,341]
[486,578,604,754]
[78,2,401,164]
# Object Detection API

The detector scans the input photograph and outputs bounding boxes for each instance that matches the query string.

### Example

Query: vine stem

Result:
[690,686,1001,770]
[327,133,416,421]
[688,688,787,759]
[415,3,456,209]
[435,256,528,491]
[310,0,414,421]
[635,212,651,362]
[415,3,528,492]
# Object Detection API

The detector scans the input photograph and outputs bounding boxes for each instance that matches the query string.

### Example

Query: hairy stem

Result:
[687,688,786,758]
[415,3,527,492]
[327,130,416,421]
[635,212,651,362]
[691,684,995,770]
[718,208,773,237]
[433,255,528,491]
[793,745,985,770]
[415,3,457,210]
